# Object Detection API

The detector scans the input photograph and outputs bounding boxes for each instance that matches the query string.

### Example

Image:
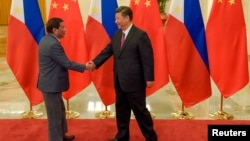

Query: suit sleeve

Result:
[138,32,154,81]
[50,43,86,72]
[92,42,113,69]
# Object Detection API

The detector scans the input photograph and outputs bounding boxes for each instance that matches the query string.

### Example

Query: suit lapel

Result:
[119,26,136,56]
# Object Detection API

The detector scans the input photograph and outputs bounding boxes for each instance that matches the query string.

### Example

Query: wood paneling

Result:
[0,0,46,25]
[0,0,11,25]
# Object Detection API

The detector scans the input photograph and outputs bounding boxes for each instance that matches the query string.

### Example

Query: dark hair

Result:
[115,6,133,21]
[46,17,63,33]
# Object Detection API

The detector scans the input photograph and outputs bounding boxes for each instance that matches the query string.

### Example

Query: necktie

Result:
[120,32,125,48]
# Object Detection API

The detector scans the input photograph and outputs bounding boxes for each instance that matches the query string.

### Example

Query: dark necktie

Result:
[120,32,125,49]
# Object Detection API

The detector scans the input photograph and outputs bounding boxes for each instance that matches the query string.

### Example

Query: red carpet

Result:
[0,119,250,141]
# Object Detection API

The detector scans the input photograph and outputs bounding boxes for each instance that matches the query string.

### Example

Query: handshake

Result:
[85,61,96,72]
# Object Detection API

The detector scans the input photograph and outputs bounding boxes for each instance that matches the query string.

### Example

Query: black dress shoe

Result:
[108,139,118,141]
[109,138,129,141]
[63,135,75,141]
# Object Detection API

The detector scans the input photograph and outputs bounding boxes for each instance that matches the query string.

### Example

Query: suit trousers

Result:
[42,92,68,141]
[114,81,157,141]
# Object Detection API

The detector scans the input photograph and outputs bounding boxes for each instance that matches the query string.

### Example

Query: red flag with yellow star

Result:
[206,0,249,98]
[130,0,169,96]
[48,0,91,99]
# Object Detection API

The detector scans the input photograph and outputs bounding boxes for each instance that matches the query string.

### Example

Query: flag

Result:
[206,0,249,98]
[85,0,118,106]
[6,0,45,106]
[165,0,211,107]
[48,0,91,99]
[130,0,169,96]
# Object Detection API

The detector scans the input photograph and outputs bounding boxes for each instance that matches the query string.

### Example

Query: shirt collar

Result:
[123,23,133,38]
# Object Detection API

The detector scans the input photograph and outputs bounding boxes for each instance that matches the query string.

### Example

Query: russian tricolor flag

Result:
[6,0,45,106]
[85,0,118,106]
[165,0,211,107]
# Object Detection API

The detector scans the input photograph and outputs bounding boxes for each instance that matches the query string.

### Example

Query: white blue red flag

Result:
[86,0,118,106]
[6,0,45,106]
[165,0,211,107]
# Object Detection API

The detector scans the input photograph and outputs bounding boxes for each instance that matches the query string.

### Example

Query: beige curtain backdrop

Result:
[0,0,46,25]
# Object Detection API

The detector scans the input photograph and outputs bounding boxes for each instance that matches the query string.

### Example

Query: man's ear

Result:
[52,27,57,34]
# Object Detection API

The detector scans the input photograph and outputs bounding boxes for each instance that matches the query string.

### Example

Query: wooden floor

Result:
[1,25,250,120]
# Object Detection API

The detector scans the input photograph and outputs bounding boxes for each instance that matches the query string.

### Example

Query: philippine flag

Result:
[85,0,118,106]
[6,0,45,106]
[165,0,211,107]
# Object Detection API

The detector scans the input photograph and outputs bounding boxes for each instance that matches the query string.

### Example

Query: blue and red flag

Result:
[85,0,118,106]
[165,0,211,107]
[6,0,45,106]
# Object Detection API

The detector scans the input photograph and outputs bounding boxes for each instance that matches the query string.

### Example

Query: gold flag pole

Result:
[209,95,233,120]
[171,103,194,119]
[95,106,115,119]
[150,111,156,119]
[21,102,43,119]
[66,99,80,119]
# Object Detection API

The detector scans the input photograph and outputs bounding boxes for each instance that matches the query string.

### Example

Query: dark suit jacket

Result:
[37,34,85,92]
[93,25,154,92]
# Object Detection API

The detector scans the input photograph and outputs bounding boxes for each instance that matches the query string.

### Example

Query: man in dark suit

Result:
[37,17,90,141]
[89,6,157,141]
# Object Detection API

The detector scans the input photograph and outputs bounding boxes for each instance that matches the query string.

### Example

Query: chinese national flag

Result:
[130,0,169,96]
[48,0,91,99]
[206,0,249,98]
[86,0,118,106]
[6,0,45,106]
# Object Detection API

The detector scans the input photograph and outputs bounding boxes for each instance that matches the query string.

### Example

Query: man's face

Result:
[115,12,128,30]
[54,22,66,39]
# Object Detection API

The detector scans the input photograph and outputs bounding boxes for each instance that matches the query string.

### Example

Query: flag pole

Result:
[209,95,234,120]
[66,99,80,119]
[171,103,194,119]
[95,105,115,119]
[21,102,43,119]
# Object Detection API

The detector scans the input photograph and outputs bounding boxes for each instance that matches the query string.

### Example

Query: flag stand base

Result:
[171,111,194,119]
[209,110,234,120]
[66,110,80,119]
[95,110,115,119]
[21,110,43,119]
[21,104,43,119]
[209,96,234,120]
[65,100,80,119]
[150,112,156,119]
[170,104,194,119]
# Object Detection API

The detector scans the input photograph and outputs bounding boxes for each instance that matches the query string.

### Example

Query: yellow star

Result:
[63,3,69,11]
[173,5,181,14]
[134,0,140,5]
[91,6,99,15]
[52,1,58,9]
[145,0,151,7]
[13,6,22,15]
[218,0,223,3]
[228,0,235,5]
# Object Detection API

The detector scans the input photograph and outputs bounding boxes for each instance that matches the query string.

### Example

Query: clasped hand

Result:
[86,61,95,72]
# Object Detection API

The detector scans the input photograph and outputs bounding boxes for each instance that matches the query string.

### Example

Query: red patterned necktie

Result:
[120,32,125,49]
